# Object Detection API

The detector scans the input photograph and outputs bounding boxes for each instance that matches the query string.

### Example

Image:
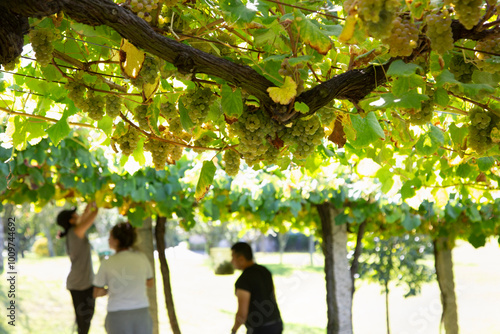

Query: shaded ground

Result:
[2,240,500,333]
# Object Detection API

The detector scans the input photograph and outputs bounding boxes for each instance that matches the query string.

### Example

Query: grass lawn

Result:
[1,240,500,334]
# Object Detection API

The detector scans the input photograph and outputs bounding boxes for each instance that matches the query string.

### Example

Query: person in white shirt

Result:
[93,222,154,334]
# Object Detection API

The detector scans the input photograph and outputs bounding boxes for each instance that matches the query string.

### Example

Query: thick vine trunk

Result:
[135,217,159,334]
[155,216,181,334]
[434,237,459,334]
[2,0,495,122]
[317,202,353,334]
[349,220,366,296]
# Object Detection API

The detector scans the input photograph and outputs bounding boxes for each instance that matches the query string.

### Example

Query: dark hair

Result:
[231,242,253,261]
[111,222,137,249]
[56,208,77,238]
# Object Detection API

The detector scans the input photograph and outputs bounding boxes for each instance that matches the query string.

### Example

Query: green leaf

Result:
[468,232,486,248]
[375,165,394,194]
[132,138,146,167]
[294,10,332,55]
[179,97,195,131]
[128,207,147,227]
[401,213,421,231]
[350,112,385,148]
[294,102,309,114]
[387,60,422,77]
[393,91,429,109]
[47,115,71,146]
[449,123,467,148]
[97,116,114,136]
[434,88,450,108]
[221,84,243,117]
[415,125,444,155]
[456,163,473,178]
[436,70,461,87]
[220,0,257,23]
[195,161,216,201]
[477,157,495,171]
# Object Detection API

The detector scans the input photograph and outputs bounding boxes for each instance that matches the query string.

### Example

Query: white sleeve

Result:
[93,260,108,288]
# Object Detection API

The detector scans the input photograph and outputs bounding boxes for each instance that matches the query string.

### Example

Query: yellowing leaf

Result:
[339,15,357,43]
[120,39,145,79]
[143,76,160,101]
[267,77,297,105]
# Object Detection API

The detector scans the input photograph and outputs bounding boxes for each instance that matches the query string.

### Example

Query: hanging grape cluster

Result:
[129,0,159,22]
[425,10,454,55]
[194,133,214,153]
[84,94,105,121]
[29,28,58,67]
[2,57,20,71]
[223,150,241,176]
[445,0,483,30]
[475,38,500,74]
[282,115,324,160]
[383,17,419,57]
[229,109,279,166]
[183,87,216,126]
[467,107,498,154]
[106,95,123,118]
[160,102,184,136]
[357,0,400,39]
[65,80,88,110]
[449,54,476,83]
[134,104,150,131]
[114,127,140,156]
[318,108,336,127]
[131,56,160,87]
[408,98,434,126]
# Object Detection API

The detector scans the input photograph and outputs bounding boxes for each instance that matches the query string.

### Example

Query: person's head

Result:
[109,222,136,251]
[56,208,78,238]
[231,242,254,270]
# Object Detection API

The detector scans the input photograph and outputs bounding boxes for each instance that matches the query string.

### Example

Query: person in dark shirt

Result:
[230,242,283,334]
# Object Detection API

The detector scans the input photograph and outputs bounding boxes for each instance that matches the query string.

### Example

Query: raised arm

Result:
[74,201,98,239]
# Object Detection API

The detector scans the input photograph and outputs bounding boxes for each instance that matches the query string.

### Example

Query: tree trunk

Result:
[434,237,459,334]
[155,216,181,334]
[135,217,159,334]
[349,221,366,296]
[42,222,55,257]
[277,232,289,265]
[309,233,315,267]
[385,280,391,334]
[317,202,353,334]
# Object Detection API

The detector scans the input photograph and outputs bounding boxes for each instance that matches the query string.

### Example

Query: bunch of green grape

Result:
[115,127,140,156]
[357,0,400,39]
[193,133,214,153]
[167,117,183,135]
[29,28,58,67]
[229,109,278,166]
[105,95,122,118]
[2,57,20,71]
[318,108,336,127]
[223,149,241,176]
[475,38,500,74]
[446,0,482,29]
[183,87,216,126]
[282,115,324,160]
[383,17,419,57]
[144,138,171,170]
[84,94,105,121]
[467,107,497,154]
[65,81,88,110]
[160,102,178,119]
[408,100,434,125]
[449,54,476,83]
[131,56,160,87]
[134,104,150,131]
[130,0,158,22]
[425,10,454,55]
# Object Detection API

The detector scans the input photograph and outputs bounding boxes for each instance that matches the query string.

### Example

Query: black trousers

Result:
[247,321,283,334]
[69,287,95,334]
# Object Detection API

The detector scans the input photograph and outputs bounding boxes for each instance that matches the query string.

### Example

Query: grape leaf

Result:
[195,161,216,201]
[267,77,297,105]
